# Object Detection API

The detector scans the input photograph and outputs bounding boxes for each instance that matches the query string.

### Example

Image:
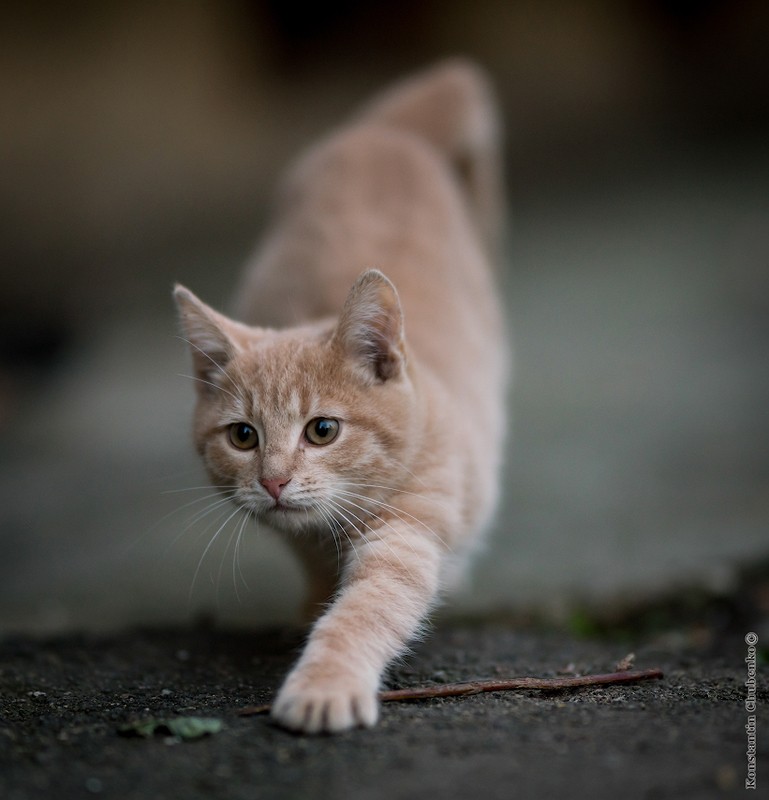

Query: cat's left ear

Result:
[173,284,243,390]
[334,270,406,383]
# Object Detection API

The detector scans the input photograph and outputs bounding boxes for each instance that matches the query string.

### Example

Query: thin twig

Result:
[235,667,664,716]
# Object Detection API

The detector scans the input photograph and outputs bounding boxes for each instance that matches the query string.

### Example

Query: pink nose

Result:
[260,477,291,501]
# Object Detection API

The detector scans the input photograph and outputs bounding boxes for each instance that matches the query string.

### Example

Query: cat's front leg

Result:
[272,530,442,734]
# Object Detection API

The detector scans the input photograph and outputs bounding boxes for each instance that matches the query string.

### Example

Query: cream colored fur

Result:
[174,59,509,734]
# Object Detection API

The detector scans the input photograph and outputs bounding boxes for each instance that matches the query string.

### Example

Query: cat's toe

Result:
[271,681,378,734]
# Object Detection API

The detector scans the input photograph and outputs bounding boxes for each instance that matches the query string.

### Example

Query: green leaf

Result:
[119,716,223,740]
[164,717,223,739]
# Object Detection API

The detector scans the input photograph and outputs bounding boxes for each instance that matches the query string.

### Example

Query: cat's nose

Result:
[260,477,291,501]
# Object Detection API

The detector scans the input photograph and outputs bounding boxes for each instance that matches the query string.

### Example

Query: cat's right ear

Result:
[334,270,406,384]
[173,284,241,390]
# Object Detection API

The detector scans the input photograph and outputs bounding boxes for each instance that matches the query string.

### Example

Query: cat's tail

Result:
[359,58,504,257]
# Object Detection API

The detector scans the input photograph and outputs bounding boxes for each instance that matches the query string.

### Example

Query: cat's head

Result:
[174,270,421,534]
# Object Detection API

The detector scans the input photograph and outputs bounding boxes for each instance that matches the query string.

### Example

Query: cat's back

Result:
[234,61,505,364]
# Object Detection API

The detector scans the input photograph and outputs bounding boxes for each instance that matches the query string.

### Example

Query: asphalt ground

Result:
[2,571,767,800]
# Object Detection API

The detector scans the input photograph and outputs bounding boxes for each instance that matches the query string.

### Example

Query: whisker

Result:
[325,497,411,574]
[156,467,213,485]
[391,458,429,489]
[176,335,228,375]
[177,372,242,405]
[233,509,253,601]
[164,498,236,560]
[335,489,450,552]
[312,504,344,574]
[188,504,245,602]
[178,493,237,534]
[121,484,237,556]
[125,491,237,563]
[327,496,419,573]
[316,499,361,568]
[158,491,236,545]
[165,492,235,521]
[162,484,240,495]
[342,481,453,515]
[216,509,245,604]
[176,335,250,408]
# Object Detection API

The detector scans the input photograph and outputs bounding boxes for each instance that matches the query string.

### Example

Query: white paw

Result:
[271,667,379,734]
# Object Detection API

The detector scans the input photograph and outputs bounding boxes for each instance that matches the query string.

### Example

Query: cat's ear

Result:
[173,284,242,390]
[334,270,406,382]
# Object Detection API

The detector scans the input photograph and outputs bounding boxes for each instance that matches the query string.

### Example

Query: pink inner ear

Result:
[365,309,402,381]
[337,271,405,382]
[174,286,240,386]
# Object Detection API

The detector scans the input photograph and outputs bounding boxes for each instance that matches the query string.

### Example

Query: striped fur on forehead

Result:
[232,331,337,420]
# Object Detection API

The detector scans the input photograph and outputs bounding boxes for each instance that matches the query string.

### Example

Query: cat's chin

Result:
[258,502,318,532]
[267,503,305,516]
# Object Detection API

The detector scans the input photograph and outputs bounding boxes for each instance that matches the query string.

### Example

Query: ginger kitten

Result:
[174,60,509,733]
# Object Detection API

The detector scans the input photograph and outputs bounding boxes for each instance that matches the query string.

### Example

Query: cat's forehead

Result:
[230,329,347,419]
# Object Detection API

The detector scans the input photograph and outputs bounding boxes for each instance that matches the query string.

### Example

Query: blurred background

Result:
[1,0,767,633]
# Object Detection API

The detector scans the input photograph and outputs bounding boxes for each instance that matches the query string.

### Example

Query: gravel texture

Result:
[2,601,766,800]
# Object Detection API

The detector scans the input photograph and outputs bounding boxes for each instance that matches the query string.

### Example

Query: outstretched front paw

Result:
[271,667,379,734]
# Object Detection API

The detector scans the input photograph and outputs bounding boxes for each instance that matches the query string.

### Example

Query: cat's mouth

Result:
[268,500,302,514]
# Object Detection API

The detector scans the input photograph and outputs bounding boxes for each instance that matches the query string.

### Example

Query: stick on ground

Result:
[235,667,664,717]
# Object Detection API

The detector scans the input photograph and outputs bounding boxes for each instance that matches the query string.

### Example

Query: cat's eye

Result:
[228,422,259,450]
[305,418,340,446]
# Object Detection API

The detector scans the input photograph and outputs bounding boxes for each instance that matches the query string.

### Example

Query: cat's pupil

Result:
[236,424,253,442]
[315,420,332,438]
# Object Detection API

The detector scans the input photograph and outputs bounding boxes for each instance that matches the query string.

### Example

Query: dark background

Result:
[1,0,768,633]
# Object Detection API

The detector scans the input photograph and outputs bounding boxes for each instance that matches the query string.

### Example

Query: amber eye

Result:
[305,418,340,446]
[228,422,258,450]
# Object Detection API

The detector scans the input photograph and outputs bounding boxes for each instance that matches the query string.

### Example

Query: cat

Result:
[174,59,509,734]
